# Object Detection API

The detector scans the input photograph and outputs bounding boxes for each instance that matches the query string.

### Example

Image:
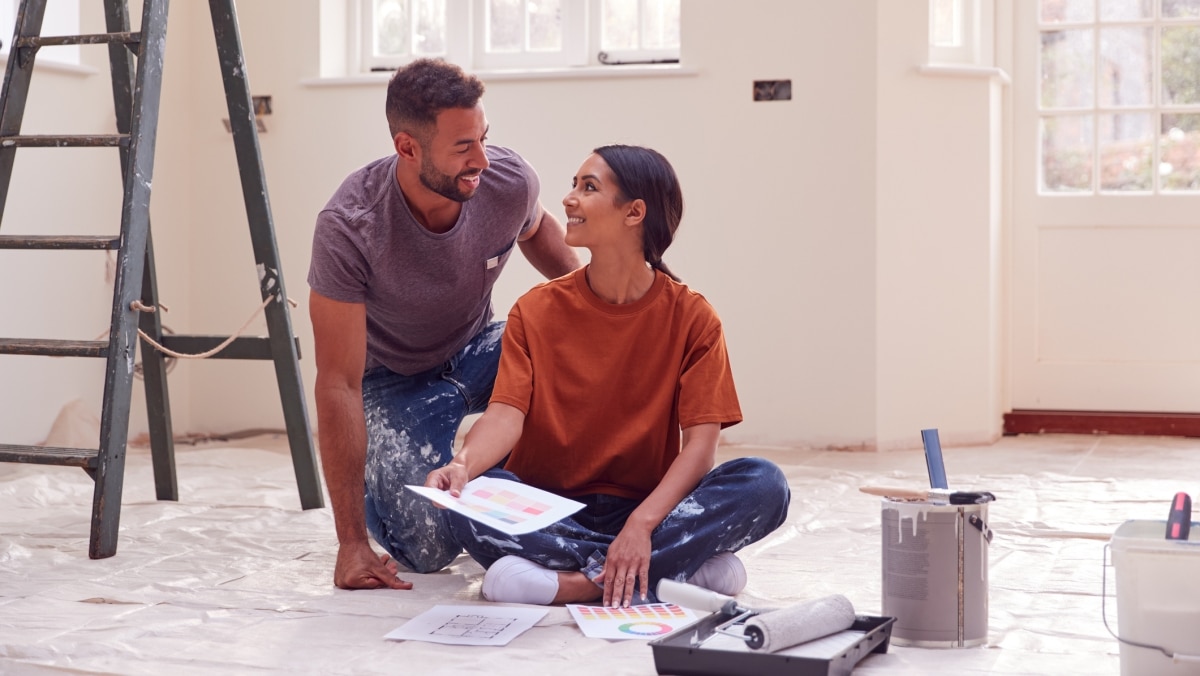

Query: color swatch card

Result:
[384,604,547,646]
[406,477,584,535]
[567,603,700,640]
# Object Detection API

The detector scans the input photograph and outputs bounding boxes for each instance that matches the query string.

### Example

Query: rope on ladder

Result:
[130,294,297,359]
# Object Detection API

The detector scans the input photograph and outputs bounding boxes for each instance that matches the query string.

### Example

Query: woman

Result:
[425,145,789,607]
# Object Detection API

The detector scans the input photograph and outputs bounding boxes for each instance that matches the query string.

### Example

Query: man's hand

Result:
[334,541,413,590]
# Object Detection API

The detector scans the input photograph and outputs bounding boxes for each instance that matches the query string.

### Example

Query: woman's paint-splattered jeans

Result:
[446,458,791,602]
[361,321,505,573]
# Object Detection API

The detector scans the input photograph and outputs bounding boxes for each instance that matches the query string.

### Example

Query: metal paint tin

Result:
[881,500,990,648]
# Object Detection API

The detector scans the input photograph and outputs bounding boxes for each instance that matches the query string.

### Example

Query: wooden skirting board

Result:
[1004,410,1200,437]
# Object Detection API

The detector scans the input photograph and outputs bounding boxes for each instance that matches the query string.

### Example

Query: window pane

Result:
[375,0,411,57]
[488,0,523,52]
[1099,27,1153,106]
[1041,30,1095,108]
[1163,0,1200,19]
[932,0,963,46]
[1161,113,1200,191]
[1162,25,1200,104]
[1099,113,1153,190]
[413,0,445,55]
[1042,115,1095,191]
[528,0,562,51]
[602,0,639,50]
[1041,0,1094,23]
[641,0,680,49]
[1099,0,1153,21]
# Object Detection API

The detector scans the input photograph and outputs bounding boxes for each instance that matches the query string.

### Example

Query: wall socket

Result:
[753,80,792,102]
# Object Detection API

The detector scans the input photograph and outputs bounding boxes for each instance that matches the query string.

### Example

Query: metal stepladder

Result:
[0,0,324,559]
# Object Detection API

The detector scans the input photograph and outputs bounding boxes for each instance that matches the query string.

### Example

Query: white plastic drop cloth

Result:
[3,432,1191,675]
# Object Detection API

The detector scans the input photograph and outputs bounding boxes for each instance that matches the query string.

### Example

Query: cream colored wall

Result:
[0,0,1009,452]
[874,2,1007,450]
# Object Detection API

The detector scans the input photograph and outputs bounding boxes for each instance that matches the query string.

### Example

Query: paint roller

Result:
[657,579,857,652]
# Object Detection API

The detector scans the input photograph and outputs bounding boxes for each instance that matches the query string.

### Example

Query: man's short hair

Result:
[385,58,485,142]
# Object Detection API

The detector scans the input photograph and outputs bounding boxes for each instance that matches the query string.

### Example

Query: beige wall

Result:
[0,0,1007,452]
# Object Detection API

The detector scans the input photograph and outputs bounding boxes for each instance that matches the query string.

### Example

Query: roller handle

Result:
[656,579,739,615]
[744,624,767,649]
[1166,492,1192,541]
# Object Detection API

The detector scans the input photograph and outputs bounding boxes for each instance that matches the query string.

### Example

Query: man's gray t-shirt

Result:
[308,145,541,376]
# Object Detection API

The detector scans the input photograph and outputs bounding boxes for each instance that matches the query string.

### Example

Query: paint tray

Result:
[650,612,895,676]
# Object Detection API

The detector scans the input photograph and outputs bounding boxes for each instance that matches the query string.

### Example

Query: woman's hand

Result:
[425,460,470,499]
[596,522,653,607]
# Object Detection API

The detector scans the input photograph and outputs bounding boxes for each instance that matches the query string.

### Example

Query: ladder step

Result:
[0,134,129,148]
[0,235,120,250]
[16,32,140,48]
[0,444,98,468]
[0,339,109,358]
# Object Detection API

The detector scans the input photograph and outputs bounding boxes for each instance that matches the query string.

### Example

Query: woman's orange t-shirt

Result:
[491,268,742,501]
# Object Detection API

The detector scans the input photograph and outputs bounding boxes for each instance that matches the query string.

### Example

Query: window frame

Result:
[356,0,680,73]
[928,0,997,67]
[589,0,681,66]
[1035,2,1200,195]
[0,0,82,68]
[471,0,587,71]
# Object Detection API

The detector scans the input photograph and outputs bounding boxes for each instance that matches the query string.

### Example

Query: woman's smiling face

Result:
[561,153,634,250]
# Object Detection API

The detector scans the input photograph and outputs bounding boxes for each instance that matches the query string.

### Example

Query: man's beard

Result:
[419,155,480,203]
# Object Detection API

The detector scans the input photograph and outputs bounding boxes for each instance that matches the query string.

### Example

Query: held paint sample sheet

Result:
[567,603,701,640]
[384,605,548,646]
[406,477,584,535]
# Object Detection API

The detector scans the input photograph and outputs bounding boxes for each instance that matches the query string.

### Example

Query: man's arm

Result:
[517,207,581,279]
[310,290,410,590]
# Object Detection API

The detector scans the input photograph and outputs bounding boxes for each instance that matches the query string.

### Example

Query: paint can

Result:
[880,500,991,647]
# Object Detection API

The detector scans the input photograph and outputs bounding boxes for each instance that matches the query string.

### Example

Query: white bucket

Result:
[1108,520,1200,675]
[881,500,990,648]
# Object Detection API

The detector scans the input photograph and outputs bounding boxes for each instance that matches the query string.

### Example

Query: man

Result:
[308,59,580,590]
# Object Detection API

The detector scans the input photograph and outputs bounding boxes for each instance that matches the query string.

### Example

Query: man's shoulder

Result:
[485,144,525,166]
[321,155,397,222]
[481,145,536,189]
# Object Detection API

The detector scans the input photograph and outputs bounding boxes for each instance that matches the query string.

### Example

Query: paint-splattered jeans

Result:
[361,321,505,574]
[446,457,791,602]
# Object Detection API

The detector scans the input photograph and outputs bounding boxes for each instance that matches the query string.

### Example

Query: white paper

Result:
[567,603,701,640]
[384,605,548,646]
[406,477,584,535]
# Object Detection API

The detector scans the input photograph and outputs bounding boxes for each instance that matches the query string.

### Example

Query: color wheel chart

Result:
[567,603,699,640]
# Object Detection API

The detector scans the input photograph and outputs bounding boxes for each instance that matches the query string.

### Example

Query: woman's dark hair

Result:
[385,58,485,142]
[592,144,683,282]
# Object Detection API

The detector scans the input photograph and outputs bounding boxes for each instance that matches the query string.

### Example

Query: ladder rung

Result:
[16,32,140,48]
[0,339,109,358]
[0,444,98,468]
[0,134,129,148]
[0,235,120,250]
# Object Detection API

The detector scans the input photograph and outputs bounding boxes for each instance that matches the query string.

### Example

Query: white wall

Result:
[0,0,1009,452]
[874,2,1006,450]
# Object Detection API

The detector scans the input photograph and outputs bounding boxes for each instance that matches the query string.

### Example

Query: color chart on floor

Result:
[567,603,699,640]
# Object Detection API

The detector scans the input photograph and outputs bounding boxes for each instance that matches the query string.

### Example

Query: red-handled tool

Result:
[1165,492,1192,541]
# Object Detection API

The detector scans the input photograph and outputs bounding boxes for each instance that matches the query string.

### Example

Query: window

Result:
[0,0,82,68]
[359,0,680,72]
[929,0,981,64]
[1038,0,1200,193]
